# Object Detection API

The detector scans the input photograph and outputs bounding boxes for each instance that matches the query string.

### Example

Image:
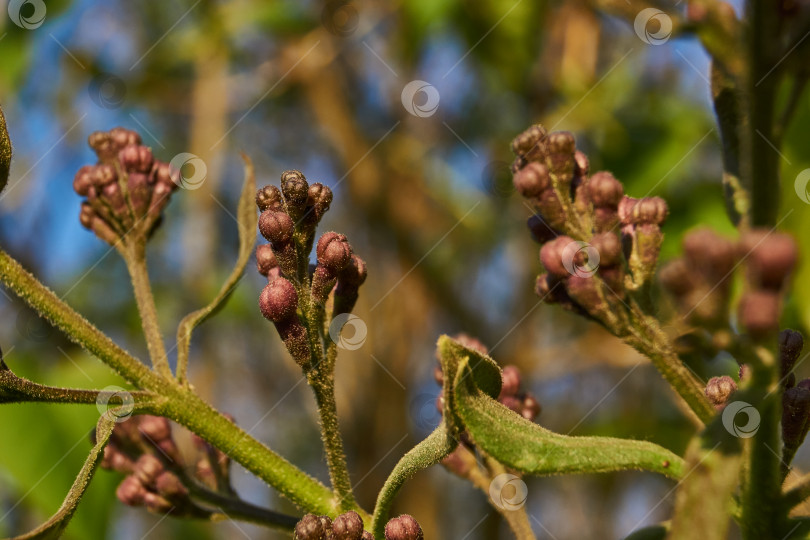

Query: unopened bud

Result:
[256,244,279,277]
[500,365,521,397]
[259,210,295,246]
[511,124,547,160]
[275,317,311,368]
[540,236,575,278]
[705,376,736,409]
[143,492,174,514]
[780,329,804,378]
[155,471,188,501]
[513,161,550,198]
[738,291,781,338]
[588,172,623,208]
[574,150,589,177]
[295,514,325,540]
[385,514,424,540]
[116,475,146,506]
[740,230,798,289]
[317,232,353,271]
[281,170,309,214]
[591,232,622,267]
[333,511,364,539]
[682,228,737,282]
[256,185,284,212]
[259,278,298,322]
[134,454,164,487]
[311,265,338,304]
[522,394,541,420]
[118,145,154,173]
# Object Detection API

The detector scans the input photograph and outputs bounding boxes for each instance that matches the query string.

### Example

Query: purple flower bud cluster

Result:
[74,127,178,245]
[294,511,373,540]
[433,334,540,477]
[660,228,797,338]
[256,170,367,369]
[101,415,231,517]
[511,124,669,323]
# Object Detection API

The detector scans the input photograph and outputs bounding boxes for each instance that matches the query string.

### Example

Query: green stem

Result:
[371,424,456,537]
[186,479,299,531]
[123,241,173,379]
[739,346,781,538]
[483,456,536,540]
[310,374,357,512]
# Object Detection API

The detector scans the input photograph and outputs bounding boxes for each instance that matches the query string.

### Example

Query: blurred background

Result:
[0,0,808,538]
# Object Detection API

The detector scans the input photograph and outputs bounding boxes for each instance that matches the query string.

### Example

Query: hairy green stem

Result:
[483,456,535,540]
[123,241,173,379]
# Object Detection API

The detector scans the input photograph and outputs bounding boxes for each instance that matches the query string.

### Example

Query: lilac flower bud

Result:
[511,124,547,160]
[617,196,638,225]
[73,166,95,196]
[116,475,146,506]
[109,127,141,148]
[705,376,737,409]
[281,169,309,211]
[522,394,541,420]
[295,514,325,540]
[311,265,338,304]
[740,230,798,289]
[259,210,295,245]
[738,290,781,338]
[148,180,174,218]
[155,471,188,500]
[385,515,424,540]
[534,188,568,229]
[547,131,576,155]
[659,259,694,297]
[566,275,607,317]
[138,415,172,442]
[256,244,279,277]
[134,454,164,487]
[256,185,284,212]
[333,255,368,315]
[332,511,364,540]
[599,266,625,297]
[591,232,622,267]
[628,197,668,225]
[127,172,152,217]
[119,145,154,173]
[102,444,135,473]
[513,161,550,198]
[588,172,623,208]
[501,395,522,412]
[441,447,473,477]
[307,182,333,219]
[88,131,117,162]
[780,329,804,379]
[143,492,174,514]
[500,365,521,397]
[574,150,589,177]
[782,385,810,454]
[362,532,373,540]
[275,317,311,368]
[592,206,619,233]
[540,236,575,278]
[527,215,558,244]
[259,278,298,322]
[317,232,353,271]
[91,164,117,187]
[682,228,737,284]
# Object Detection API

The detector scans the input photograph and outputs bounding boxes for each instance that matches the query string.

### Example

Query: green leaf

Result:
[176,155,258,383]
[10,415,116,540]
[436,334,502,434]
[624,523,669,540]
[0,104,11,195]
[370,423,456,538]
[668,414,743,540]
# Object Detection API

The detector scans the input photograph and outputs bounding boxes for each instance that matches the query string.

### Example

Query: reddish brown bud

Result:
[138,416,172,443]
[574,150,589,177]
[333,511,364,539]
[501,395,522,412]
[73,166,95,196]
[143,492,174,514]
[659,259,694,296]
[259,210,295,245]
[780,329,804,378]
[740,230,798,289]
[256,185,283,212]
[783,385,810,452]
[256,244,279,277]
[385,514,424,540]
[547,131,576,155]
[155,471,188,500]
[682,228,737,282]
[275,317,311,368]
[500,365,521,397]
[281,170,309,209]
[628,197,668,225]
[591,232,622,267]
[618,196,638,224]
[307,182,333,217]
[133,454,164,487]
[588,172,623,208]
[118,145,154,173]
[511,124,547,158]
[295,514,325,540]
[259,278,298,322]
[738,291,781,338]
[311,265,338,304]
[109,127,141,148]
[540,236,575,278]
[317,232,353,271]
[705,376,737,409]
[522,394,541,420]
[116,475,146,506]
[513,161,550,198]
